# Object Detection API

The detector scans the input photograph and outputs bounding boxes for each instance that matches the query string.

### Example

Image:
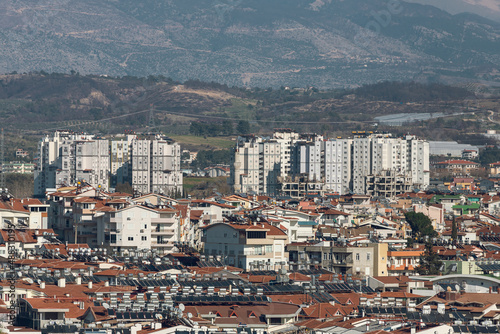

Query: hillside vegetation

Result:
[0,73,499,156]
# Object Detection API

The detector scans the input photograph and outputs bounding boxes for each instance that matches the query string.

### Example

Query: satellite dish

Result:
[178,303,185,312]
[25,278,34,284]
[187,313,193,319]
[102,303,110,309]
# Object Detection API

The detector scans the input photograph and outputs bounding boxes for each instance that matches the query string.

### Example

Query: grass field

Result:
[183,176,228,193]
[169,135,235,150]
[225,98,257,120]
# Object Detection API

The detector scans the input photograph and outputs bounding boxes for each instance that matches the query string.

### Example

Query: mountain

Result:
[0,0,499,88]
[404,0,500,22]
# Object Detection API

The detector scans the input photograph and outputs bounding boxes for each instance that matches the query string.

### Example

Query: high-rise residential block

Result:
[230,131,430,197]
[131,136,182,196]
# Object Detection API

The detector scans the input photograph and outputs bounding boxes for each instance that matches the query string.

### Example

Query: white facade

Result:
[75,140,110,190]
[231,136,281,195]
[352,137,372,194]
[292,137,323,182]
[34,132,109,195]
[272,130,300,177]
[231,131,429,196]
[96,205,179,255]
[323,139,351,194]
[131,137,182,196]
[202,223,288,270]
[110,135,136,187]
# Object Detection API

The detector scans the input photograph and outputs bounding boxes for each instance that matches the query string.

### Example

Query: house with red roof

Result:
[0,198,50,230]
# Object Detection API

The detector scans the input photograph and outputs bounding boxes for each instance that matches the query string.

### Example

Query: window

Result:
[141,236,147,241]
[265,245,273,253]
[247,231,266,239]
[128,237,134,241]
[254,246,263,255]
[367,253,371,261]
[356,253,360,261]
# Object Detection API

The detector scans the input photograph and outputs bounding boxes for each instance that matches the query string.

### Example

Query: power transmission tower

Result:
[148,104,156,131]
[0,128,4,190]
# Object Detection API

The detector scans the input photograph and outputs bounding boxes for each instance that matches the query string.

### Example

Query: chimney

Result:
[411,327,416,334]
[76,276,82,285]
[79,301,85,309]
[58,277,66,288]
[105,280,109,287]
[40,282,45,289]
[366,323,370,332]
[88,281,93,289]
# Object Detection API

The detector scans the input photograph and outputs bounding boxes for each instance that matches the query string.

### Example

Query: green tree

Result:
[479,147,500,165]
[415,242,442,275]
[236,120,250,134]
[115,182,134,195]
[190,122,206,136]
[406,237,414,248]
[404,212,438,239]
[222,120,234,135]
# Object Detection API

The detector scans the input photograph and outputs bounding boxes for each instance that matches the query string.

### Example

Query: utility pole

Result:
[0,128,5,190]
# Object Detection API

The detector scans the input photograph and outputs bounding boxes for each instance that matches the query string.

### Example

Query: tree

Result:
[404,212,438,240]
[236,120,250,134]
[415,242,442,275]
[451,215,458,242]
[406,237,414,248]
[6,173,33,198]
[115,182,133,195]
[222,120,233,136]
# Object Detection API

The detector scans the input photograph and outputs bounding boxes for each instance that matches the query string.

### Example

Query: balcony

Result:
[151,229,175,236]
[151,241,175,247]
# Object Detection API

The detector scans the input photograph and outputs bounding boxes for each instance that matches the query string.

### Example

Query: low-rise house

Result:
[17,298,90,330]
[183,302,301,328]
[386,246,424,276]
[287,242,388,276]
[434,159,479,176]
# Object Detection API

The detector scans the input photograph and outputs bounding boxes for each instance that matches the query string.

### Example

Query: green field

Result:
[225,98,258,120]
[183,176,229,193]
[169,135,235,150]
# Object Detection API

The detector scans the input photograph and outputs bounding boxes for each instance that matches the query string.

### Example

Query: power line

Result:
[14,104,475,133]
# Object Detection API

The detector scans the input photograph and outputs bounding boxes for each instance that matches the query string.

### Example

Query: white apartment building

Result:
[408,136,430,189]
[231,136,281,195]
[131,136,182,196]
[352,136,373,194]
[272,129,300,177]
[230,131,429,196]
[34,131,95,196]
[95,205,179,255]
[291,134,323,182]
[110,135,136,187]
[352,134,430,195]
[75,140,110,190]
[323,139,351,194]
[202,222,288,270]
